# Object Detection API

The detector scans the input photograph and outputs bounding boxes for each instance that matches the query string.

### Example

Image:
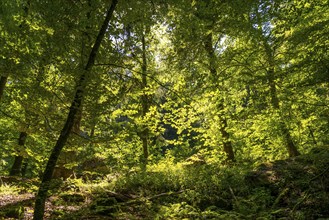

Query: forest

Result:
[0,0,328,219]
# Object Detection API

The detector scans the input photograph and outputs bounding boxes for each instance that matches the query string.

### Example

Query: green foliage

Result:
[114,163,182,195]
[59,192,85,204]
[87,147,329,219]
[0,206,24,219]
[1,0,328,178]
[0,0,328,218]
[237,187,274,217]
[157,202,201,219]
[111,155,252,217]
[0,183,20,196]
[90,196,119,217]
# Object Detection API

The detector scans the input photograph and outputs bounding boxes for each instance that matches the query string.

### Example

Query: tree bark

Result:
[21,160,28,177]
[140,33,149,165]
[33,1,118,219]
[0,76,8,101]
[71,0,93,136]
[204,33,235,162]
[308,126,317,145]
[9,132,28,176]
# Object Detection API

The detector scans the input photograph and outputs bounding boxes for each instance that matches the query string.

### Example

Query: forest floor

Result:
[1,146,329,219]
[0,192,88,219]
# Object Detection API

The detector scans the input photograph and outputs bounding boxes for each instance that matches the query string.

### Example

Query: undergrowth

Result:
[2,147,329,219]
[87,147,329,219]
[0,183,20,196]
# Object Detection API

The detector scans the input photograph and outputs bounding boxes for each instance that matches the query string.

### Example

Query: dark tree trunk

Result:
[10,157,24,176]
[218,103,235,161]
[21,160,28,177]
[140,33,149,165]
[204,33,235,162]
[9,132,28,176]
[71,0,92,137]
[0,76,8,101]
[7,1,31,176]
[308,126,317,145]
[33,1,118,219]
[72,106,83,134]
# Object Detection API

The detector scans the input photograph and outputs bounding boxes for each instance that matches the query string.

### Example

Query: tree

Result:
[33,1,118,218]
[0,0,53,176]
[279,0,329,146]
[250,0,300,157]
[9,132,27,175]
[163,0,250,161]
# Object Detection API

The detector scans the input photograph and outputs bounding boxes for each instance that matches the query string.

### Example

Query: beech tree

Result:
[33,0,118,219]
[246,0,300,157]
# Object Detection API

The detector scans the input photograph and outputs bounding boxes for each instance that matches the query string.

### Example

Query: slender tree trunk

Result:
[7,0,32,175]
[308,126,317,145]
[9,132,28,176]
[204,33,235,162]
[253,10,300,157]
[21,160,28,177]
[140,33,149,165]
[217,102,235,161]
[268,71,300,157]
[0,76,8,101]
[265,49,300,157]
[280,123,300,157]
[72,0,93,136]
[33,1,118,219]
[72,106,83,134]
[10,156,24,176]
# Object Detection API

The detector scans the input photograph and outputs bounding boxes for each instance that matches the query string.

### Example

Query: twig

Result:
[104,190,186,207]
[309,166,329,183]
[145,190,185,201]
[271,187,289,209]
[229,186,239,209]
[291,190,310,214]
[95,63,193,107]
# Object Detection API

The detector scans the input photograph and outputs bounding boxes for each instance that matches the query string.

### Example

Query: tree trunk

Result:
[140,33,149,165]
[204,33,235,162]
[217,102,235,161]
[268,72,299,157]
[71,0,92,137]
[21,160,28,177]
[0,76,8,101]
[280,122,300,157]
[9,132,28,176]
[266,65,300,157]
[308,126,317,145]
[10,156,24,176]
[33,1,118,219]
